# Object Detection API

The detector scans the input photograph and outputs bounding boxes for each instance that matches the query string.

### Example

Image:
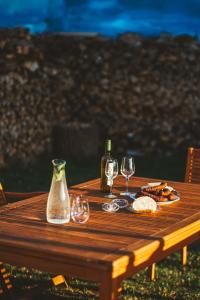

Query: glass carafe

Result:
[46,159,70,224]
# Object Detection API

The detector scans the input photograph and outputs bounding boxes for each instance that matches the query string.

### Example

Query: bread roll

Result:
[132,196,157,212]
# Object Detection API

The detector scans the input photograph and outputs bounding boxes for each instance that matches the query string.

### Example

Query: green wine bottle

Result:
[100,139,112,192]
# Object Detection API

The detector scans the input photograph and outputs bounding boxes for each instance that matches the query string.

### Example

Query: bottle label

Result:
[107,161,113,186]
[107,161,114,177]
[106,162,114,186]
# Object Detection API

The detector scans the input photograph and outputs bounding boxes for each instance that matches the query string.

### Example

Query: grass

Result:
[1,152,199,299]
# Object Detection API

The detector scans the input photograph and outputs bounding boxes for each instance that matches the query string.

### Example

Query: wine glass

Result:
[120,156,135,196]
[105,158,118,198]
[71,195,90,224]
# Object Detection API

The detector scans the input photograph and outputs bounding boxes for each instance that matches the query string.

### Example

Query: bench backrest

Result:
[185,147,200,184]
[0,183,7,206]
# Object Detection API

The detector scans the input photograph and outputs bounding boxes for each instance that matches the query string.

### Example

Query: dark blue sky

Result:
[0,0,200,37]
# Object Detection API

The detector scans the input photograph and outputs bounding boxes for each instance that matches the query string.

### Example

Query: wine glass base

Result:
[120,192,130,196]
[104,194,117,199]
[112,198,128,208]
[102,202,119,212]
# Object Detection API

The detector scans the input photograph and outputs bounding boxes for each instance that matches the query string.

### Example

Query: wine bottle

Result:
[100,139,112,192]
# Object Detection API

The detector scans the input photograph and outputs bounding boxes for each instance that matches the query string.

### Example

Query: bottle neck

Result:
[105,140,111,155]
[52,159,66,181]
[105,149,111,156]
[53,167,66,181]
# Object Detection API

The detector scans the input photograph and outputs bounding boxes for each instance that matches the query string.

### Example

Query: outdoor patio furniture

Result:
[0,176,199,300]
[0,185,67,299]
[181,147,200,267]
[185,147,200,184]
[149,147,200,280]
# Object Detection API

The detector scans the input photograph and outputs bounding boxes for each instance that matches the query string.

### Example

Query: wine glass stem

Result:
[126,177,129,194]
[110,178,113,196]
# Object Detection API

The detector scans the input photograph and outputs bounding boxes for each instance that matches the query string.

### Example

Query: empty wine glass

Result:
[71,195,90,224]
[120,156,135,196]
[105,158,118,198]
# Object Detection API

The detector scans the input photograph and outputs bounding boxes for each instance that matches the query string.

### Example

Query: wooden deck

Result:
[0,176,199,299]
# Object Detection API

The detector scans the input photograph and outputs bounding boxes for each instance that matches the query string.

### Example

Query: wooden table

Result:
[0,176,199,299]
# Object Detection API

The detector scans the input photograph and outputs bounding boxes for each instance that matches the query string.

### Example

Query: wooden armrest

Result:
[5,191,47,201]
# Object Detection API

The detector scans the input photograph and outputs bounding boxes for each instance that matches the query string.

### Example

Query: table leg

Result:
[148,263,156,281]
[99,272,121,300]
[181,246,188,266]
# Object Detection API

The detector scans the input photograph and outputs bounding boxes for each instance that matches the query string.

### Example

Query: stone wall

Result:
[0,28,200,166]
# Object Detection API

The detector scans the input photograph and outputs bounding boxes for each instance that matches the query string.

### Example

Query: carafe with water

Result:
[46,159,70,224]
